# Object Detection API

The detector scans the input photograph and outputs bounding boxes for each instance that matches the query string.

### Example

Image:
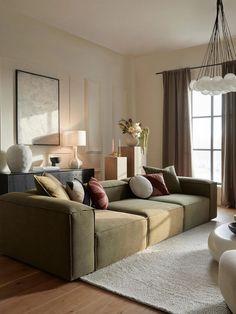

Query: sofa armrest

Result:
[0,192,95,281]
[178,177,217,219]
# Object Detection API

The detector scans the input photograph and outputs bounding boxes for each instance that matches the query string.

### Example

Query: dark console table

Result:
[0,168,94,195]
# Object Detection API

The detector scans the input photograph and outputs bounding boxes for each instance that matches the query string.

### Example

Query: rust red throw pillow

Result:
[143,173,170,196]
[87,177,109,209]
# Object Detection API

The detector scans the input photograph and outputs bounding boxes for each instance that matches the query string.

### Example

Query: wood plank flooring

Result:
[0,207,235,314]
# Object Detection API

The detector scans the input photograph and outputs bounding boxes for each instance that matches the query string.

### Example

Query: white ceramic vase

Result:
[125,134,139,147]
[6,144,32,173]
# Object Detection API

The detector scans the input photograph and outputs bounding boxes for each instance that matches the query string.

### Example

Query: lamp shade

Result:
[63,130,86,147]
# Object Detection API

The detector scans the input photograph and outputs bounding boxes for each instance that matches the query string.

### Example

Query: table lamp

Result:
[63,130,86,168]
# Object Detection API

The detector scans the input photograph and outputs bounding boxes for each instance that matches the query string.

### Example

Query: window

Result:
[191,91,222,183]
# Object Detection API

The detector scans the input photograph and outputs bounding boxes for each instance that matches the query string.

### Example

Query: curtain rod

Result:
[155,62,223,75]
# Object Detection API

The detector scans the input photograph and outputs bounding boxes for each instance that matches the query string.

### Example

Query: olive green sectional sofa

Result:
[0,176,217,281]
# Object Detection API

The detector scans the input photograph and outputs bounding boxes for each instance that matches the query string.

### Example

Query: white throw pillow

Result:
[66,180,85,203]
[129,175,153,199]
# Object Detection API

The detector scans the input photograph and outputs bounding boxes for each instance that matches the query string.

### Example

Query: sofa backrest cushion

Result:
[87,177,109,209]
[143,165,182,193]
[34,174,70,200]
[129,176,153,199]
[101,180,133,202]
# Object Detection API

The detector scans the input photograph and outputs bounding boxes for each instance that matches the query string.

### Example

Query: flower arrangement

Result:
[118,118,142,138]
[118,118,150,152]
[139,127,150,151]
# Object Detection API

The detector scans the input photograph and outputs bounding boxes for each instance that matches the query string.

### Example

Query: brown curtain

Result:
[222,61,236,207]
[162,68,192,176]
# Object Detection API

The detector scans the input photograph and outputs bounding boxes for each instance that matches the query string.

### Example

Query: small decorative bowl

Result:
[50,157,61,167]
[228,222,236,234]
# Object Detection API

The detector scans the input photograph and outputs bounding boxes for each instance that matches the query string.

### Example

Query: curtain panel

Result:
[162,68,192,176]
[222,61,236,208]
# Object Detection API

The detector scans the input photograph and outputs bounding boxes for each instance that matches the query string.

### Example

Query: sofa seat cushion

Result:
[149,194,210,230]
[95,210,147,269]
[108,199,183,246]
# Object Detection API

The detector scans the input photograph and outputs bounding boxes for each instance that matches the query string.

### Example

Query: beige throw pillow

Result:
[34,174,70,200]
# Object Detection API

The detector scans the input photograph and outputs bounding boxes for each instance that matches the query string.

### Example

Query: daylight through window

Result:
[191,91,222,184]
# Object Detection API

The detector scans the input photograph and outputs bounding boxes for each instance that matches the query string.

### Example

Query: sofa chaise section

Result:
[95,210,147,269]
[0,192,95,281]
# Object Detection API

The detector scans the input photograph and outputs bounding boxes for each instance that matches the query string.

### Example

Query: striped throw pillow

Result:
[87,177,109,209]
[143,173,170,196]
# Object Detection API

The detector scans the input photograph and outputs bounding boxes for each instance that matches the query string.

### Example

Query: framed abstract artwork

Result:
[16,70,60,145]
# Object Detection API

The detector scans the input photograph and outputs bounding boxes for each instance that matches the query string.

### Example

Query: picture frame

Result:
[16,70,60,145]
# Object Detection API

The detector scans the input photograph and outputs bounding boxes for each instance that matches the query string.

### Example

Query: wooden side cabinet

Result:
[0,168,94,195]
[104,156,127,180]
[120,146,146,177]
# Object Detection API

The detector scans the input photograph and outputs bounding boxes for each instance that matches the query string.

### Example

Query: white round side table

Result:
[208,223,236,262]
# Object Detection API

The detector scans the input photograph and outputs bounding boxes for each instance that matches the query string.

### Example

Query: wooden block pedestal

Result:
[104,156,127,180]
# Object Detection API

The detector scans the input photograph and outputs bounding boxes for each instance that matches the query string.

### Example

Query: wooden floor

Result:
[0,207,235,314]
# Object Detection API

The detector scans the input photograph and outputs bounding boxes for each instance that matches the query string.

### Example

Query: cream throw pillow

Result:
[129,175,153,199]
[66,180,85,203]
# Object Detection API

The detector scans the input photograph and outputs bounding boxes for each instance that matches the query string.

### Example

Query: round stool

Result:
[208,223,236,262]
[219,250,236,314]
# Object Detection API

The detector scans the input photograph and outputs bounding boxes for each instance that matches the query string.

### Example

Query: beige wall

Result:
[133,38,236,168]
[0,4,132,178]
[1,3,234,178]
[133,44,206,167]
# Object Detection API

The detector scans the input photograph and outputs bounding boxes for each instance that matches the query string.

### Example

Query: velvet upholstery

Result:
[108,199,183,246]
[0,192,94,280]
[95,210,147,269]
[150,194,209,230]
[102,180,133,202]
[0,176,217,281]
[178,176,217,219]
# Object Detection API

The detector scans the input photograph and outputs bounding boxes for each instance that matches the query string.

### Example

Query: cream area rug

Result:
[81,222,231,314]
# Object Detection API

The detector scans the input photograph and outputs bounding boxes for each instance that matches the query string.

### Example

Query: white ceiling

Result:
[2,0,236,56]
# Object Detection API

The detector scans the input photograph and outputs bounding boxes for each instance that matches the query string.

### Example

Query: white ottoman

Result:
[208,223,236,262]
[219,250,236,314]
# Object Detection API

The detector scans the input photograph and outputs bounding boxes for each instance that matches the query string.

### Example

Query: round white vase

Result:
[125,134,139,147]
[6,144,32,173]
